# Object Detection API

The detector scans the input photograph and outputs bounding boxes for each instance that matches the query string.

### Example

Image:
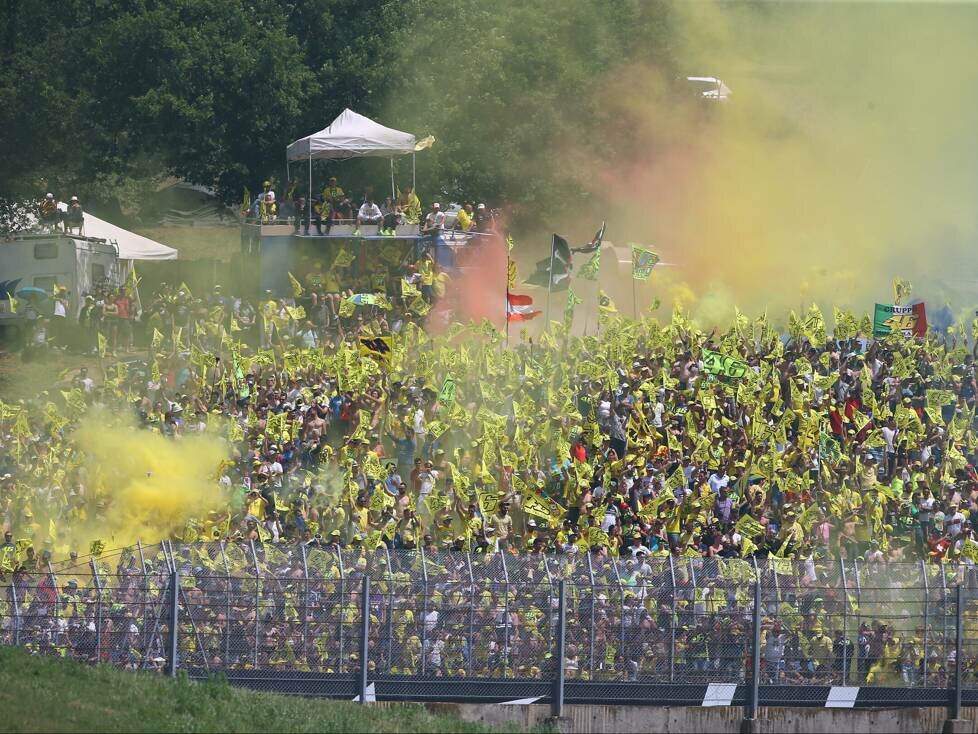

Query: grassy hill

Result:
[0,646,522,733]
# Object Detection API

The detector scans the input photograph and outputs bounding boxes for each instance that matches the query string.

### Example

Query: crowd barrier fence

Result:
[4,543,978,720]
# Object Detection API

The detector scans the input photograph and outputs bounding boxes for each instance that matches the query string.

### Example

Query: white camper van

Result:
[0,231,122,340]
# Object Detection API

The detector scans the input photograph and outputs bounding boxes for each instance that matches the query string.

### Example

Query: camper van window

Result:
[92,264,106,283]
[34,242,58,259]
[33,276,57,293]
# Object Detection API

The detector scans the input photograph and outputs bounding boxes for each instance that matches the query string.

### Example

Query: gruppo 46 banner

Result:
[873,303,927,337]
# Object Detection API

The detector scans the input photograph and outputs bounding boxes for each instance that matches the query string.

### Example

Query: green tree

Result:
[0,0,314,213]
[382,0,675,218]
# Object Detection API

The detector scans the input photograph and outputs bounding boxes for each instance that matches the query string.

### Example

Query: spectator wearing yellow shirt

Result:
[454,203,474,232]
[322,177,345,207]
[245,488,268,521]
[397,186,422,224]
[417,253,435,303]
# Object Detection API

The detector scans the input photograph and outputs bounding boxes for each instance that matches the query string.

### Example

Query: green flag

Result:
[564,288,582,324]
[438,375,457,407]
[702,349,751,380]
[873,302,927,338]
[577,249,601,281]
[630,246,659,281]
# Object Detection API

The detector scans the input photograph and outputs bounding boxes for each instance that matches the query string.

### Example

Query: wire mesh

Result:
[6,548,978,692]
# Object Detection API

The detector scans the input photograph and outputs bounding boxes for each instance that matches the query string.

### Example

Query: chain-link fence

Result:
[5,545,978,697]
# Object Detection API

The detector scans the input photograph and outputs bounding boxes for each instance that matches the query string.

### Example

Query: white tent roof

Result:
[57,205,177,260]
[286,108,433,161]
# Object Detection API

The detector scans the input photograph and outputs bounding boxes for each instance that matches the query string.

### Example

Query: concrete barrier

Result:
[411,702,978,733]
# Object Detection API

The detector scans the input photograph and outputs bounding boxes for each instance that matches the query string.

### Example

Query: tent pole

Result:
[412,153,416,193]
[308,153,312,236]
[390,158,396,201]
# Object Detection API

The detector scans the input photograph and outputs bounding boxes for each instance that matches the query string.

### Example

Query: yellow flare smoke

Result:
[70,411,230,550]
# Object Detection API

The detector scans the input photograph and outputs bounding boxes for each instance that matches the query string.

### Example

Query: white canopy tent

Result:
[286,109,433,214]
[79,212,178,260]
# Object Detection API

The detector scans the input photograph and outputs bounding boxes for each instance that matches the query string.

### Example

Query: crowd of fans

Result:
[5,196,978,681]
[5,281,978,566]
[4,288,978,681]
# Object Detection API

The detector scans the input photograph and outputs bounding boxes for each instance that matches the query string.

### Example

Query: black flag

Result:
[524,234,572,291]
[571,221,606,254]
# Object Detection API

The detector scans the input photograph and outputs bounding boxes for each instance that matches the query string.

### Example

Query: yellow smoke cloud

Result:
[68,410,230,550]
[551,2,978,324]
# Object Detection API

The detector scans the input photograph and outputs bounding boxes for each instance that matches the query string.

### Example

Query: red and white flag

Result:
[506,292,541,321]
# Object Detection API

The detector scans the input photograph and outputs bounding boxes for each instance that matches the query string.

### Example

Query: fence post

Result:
[90,558,103,664]
[466,550,475,677]
[9,572,20,647]
[136,541,151,653]
[419,545,429,676]
[552,579,567,720]
[220,542,231,665]
[950,584,963,722]
[744,579,762,725]
[586,552,596,678]
[921,559,930,687]
[853,558,863,682]
[47,560,61,651]
[249,540,260,670]
[668,554,677,682]
[168,568,180,677]
[501,550,511,677]
[337,548,346,672]
[613,558,626,679]
[839,559,849,686]
[384,545,394,674]
[941,564,951,681]
[359,575,370,705]
[300,544,310,670]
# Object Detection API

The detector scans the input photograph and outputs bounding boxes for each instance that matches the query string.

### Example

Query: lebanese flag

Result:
[507,292,541,321]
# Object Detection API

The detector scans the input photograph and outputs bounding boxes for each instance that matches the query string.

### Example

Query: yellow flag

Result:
[288,272,304,297]
[401,278,421,298]
[286,305,306,321]
[333,248,356,268]
[358,335,393,368]
[523,494,555,521]
[408,295,431,316]
[125,266,140,298]
[97,332,107,357]
[151,328,163,350]
[893,278,912,305]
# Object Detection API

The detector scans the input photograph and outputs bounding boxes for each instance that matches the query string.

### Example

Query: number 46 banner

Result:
[873,303,927,338]
[702,349,752,380]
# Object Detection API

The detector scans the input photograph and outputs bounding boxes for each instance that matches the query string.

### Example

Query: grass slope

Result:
[0,647,518,733]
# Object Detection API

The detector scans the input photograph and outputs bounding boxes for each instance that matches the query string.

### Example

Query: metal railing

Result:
[4,545,978,715]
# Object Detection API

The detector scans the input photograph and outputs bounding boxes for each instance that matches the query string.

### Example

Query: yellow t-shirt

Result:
[246,496,268,520]
[419,260,434,287]
[323,185,345,201]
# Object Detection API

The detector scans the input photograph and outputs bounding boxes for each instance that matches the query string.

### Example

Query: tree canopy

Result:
[0,0,673,221]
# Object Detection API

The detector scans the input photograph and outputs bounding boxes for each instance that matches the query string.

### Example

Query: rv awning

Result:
[75,212,178,260]
[286,108,434,161]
